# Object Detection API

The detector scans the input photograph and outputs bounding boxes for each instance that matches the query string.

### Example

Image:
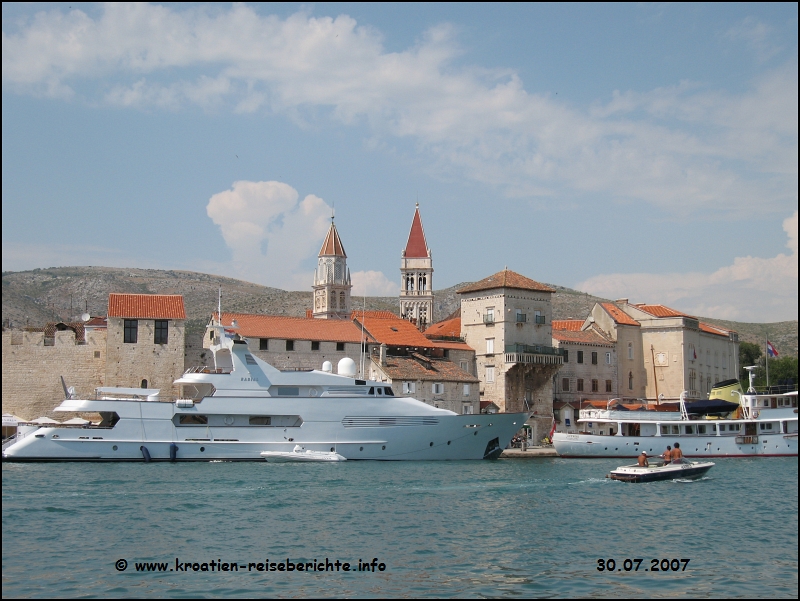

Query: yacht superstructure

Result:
[3,324,526,461]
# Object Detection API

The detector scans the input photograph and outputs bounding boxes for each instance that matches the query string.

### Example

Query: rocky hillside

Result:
[2,266,796,355]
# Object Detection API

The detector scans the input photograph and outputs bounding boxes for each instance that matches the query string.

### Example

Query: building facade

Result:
[399,204,434,330]
[551,319,617,406]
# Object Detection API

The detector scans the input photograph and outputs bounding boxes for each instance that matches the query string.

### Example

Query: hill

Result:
[2,266,796,355]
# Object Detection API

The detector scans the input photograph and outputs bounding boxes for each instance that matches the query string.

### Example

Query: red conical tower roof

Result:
[318,220,347,257]
[404,205,429,258]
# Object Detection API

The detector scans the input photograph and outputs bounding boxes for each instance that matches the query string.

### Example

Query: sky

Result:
[2,2,797,323]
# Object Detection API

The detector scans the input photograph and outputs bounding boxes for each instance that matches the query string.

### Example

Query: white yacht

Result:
[553,375,797,458]
[3,324,526,462]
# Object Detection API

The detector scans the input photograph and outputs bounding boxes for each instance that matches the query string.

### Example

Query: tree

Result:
[738,342,762,389]
[755,356,799,391]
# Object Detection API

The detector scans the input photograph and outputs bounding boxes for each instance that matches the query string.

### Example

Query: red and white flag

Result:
[548,417,557,440]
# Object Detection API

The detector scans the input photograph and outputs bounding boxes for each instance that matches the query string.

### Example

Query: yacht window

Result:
[179,415,208,425]
[249,416,272,426]
[698,425,706,434]
[277,387,300,396]
[685,426,694,434]
[376,388,383,396]
[384,387,394,396]
[661,425,669,435]
[763,400,769,407]
[368,387,375,395]
[671,426,679,435]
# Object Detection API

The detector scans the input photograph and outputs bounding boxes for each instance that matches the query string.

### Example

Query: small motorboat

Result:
[261,445,347,463]
[607,458,714,483]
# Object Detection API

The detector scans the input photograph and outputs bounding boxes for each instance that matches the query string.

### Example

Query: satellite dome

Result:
[322,361,333,373]
[337,357,357,378]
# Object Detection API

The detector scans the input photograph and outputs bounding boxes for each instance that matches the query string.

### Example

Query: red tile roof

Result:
[43,322,86,342]
[458,269,554,294]
[633,304,688,318]
[600,303,640,326]
[552,329,613,345]
[217,312,373,343]
[552,319,584,331]
[699,322,732,337]
[318,221,347,257]
[356,311,436,349]
[108,294,186,319]
[425,316,461,338]
[375,353,478,383]
[403,206,430,258]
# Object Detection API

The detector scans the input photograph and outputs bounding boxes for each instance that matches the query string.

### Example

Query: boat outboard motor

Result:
[140,445,152,463]
[169,443,179,462]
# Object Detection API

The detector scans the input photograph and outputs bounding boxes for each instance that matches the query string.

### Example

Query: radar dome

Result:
[337,357,357,378]
[322,361,333,373]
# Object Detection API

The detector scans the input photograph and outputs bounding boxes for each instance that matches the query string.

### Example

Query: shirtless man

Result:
[662,445,672,465]
[637,451,649,467]
[672,442,683,463]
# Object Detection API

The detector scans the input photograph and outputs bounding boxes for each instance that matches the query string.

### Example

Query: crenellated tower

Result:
[400,204,434,330]
[313,218,352,319]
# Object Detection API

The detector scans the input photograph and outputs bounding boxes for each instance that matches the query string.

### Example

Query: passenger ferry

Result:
[3,322,527,462]
[553,375,798,458]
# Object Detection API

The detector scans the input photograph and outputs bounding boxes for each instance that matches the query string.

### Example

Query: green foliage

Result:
[738,341,763,389]
[753,356,799,390]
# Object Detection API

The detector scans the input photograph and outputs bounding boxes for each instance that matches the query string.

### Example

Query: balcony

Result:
[504,343,565,366]
[483,314,495,324]
[515,313,527,323]
[534,315,546,325]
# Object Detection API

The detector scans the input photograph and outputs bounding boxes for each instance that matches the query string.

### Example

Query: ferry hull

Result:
[3,412,527,462]
[553,433,797,458]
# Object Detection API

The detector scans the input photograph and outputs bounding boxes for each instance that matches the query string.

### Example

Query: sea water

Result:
[2,457,797,598]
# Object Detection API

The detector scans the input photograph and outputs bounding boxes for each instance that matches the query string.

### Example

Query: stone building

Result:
[459,269,564,441]
[369,349,480,415]
[313,218,352,319]
[399,204,434,330]
[105,293,187,398]
[551,319,617,406]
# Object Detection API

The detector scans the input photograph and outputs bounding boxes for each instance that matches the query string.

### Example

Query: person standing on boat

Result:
[637,451,649,467]
[672,442,683,463]
[662,445,672,465]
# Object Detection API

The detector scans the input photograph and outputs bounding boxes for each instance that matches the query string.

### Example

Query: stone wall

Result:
[2,329,106,420]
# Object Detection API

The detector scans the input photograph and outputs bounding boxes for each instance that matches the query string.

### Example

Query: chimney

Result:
[380,343,387,367]
[615,298,629,305]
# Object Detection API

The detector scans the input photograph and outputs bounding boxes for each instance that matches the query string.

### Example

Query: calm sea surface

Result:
[2,457,797,598]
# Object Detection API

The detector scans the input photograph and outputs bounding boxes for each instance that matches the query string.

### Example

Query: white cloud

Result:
[206,181,331,290]
[352,270,397,297]
[725,17,781,62]
[3,4,796,220]
[577,210,799,322]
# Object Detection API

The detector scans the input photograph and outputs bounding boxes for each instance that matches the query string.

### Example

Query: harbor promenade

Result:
[500,446,558,458]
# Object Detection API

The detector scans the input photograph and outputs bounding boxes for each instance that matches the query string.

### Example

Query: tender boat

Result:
[261,445,346,462]
[553,375,797,459]
[2,319,526,462]
[608,459,715,483]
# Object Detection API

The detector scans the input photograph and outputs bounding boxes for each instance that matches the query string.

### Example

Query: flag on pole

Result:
[548,417,557,441]
[693,347,697,360]
[767,340,779,358]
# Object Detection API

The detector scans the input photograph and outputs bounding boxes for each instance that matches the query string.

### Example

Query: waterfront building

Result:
[313,218,352,319]
[399,204,434,330]
[551,319,617,408]
[459,269,564,442]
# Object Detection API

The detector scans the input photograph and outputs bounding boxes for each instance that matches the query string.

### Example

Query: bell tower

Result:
[400,204,434,330]
[313,217,352,319]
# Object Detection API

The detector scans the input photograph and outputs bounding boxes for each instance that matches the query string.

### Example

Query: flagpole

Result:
[765,335,769,390]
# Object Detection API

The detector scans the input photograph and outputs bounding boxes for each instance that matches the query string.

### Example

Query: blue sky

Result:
[2,3,797,322]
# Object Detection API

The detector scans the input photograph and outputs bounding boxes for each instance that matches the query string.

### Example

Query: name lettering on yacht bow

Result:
[240,377,259,382]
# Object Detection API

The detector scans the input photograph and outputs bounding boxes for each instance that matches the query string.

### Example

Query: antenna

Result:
[359,294,367,379]
[218,287,222,326]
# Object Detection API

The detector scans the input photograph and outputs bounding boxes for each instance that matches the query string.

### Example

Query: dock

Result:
[500,446,558,458]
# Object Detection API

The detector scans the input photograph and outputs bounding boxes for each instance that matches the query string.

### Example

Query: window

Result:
[460,361,469,372]
[311,341,320,351]
[432,383,444,395]
[628,372,634,390]
[154,320,168,344]
[591,379,598,392]
[486,338,495,355]
[486,366,495,383]
[178,415,208,425]
[563,350,569,363]
[591,352,598,365]
[688,343,696,361]
[577,379,584,392]
[689,369,697,392]
[259,338,269,351]
[249,416,272,426]
[462,404,474,415]
[534,310,545,325]
[577,351,584,364]
[339,291,346,309]
[336,342,345,351]
[141,379,148,388]
[605,380,612,392]
[286,340,294,351]
[484,307,495,324]
[605,352,612,364]
[124,319,138,343]
[463,384,471,396]
[628,342,634,360]
[403,382,416,394]
[562,378,570,392]
[516,310,526,323]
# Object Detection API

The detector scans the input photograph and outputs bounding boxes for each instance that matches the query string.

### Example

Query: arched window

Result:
[628,342,634,360]
[141,379,148,389]
[330,291,336,309]
[628,372,633,390]
[419,274,426,292]
[339,291,346,309]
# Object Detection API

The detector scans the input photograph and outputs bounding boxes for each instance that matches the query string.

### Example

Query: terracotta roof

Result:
[633,304,689,318]
[356,311,435,349]
[552,329,613,345]
[217,312,373,344]
[699,322,732,337]
[318,221,347,257]
[600,303,640,326]
[108,294,186,319]
[480,400,500,410]
[43,322,85,343]
[425,316,461,338]
[428,340,474,351]
[457,269,554,294]
[403,206,430,258]
[374,353,478,383]
[85,316,108,328]
[552,320,584,331]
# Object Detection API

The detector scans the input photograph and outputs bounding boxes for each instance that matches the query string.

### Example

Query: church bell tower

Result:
[400,204,434,330]
[313,217,352,319]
